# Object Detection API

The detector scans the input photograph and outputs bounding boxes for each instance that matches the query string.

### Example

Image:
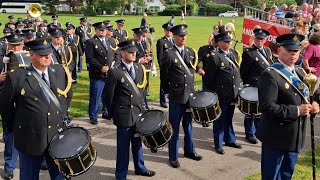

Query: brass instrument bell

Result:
[303,73,319,96]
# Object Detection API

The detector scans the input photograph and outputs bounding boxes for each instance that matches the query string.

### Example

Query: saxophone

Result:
[57,43,73,98]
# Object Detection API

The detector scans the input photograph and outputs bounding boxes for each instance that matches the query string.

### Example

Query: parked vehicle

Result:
[218,11,239,17]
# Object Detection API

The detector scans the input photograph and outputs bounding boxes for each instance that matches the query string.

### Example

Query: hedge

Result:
[205,3,234,16]
[158,9,182,16]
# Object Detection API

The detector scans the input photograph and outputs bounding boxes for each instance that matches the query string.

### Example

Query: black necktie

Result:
[69,35,73,42]
[42,73,49,86]
[260,48,267,58]
[181,49,185,59]
[129,66,135,80]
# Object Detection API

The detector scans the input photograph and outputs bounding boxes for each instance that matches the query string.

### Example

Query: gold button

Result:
[57,124,59,127]
[58,94,61,97]
[57,111,59,114]
[295,93,297,96]
[48,113,51,116]
[34,98,38,101]
[48,126,51,128]
[131,95,133,97]
[19,126,21,128]
[131,105,133,108]
[232,76,234,78]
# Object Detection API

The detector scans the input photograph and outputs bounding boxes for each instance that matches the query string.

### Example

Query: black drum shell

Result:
[238,86,260,115]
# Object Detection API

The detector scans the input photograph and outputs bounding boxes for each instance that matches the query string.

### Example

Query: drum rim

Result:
[189,90,219,109]
[68,148,98,177]
[239,86,259,101]
[136,109,167,135]
[48,127,92,160]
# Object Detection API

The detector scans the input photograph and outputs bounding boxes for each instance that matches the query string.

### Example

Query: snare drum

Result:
[7,51,31,70]
[48,127,97,177]
[136,110,172,149]
[238,86,260,115]
[189,91,221,127]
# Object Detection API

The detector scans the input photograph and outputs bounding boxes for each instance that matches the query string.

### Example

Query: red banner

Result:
[241,17,292,48]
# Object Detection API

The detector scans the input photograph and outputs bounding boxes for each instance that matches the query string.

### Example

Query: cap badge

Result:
[292,35,298,41]
[259,30,262,33]
[43,40,47,45]
[14,35,18,39]
[181,25,185,29]
[221,62,224,66]
[132,41,135,45]
[56,29,59,32]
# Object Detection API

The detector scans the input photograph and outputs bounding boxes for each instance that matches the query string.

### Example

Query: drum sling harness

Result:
[122,69,146,111]
[268,63,309,103]
[174,50,193,77]
[31,70,63,115]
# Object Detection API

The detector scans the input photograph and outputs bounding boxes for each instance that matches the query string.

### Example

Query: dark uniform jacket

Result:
[198,44,216,70]
[51,44,75,73]
[0,40,7,71]
[156,36,174,67]
[75,25,93,49]
[240,45,273,86]
[258,66,307,151]
[105,62,145,128]
[49,22,62,28]
[205,48,241,104]
[36,30,49,39]
[65,34,83,59]
[85,35,114,79]
[160,46,199,104]
[0,65,68,156]
[113,29,128,43]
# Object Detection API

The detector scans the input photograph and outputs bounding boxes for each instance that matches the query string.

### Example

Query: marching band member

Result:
[113,19,128,43]
[156,22,174,108]
[198,34,218,90]
[0,34,24,180]
[85,22,112,124]
[258,33,319,179]
[160,24,204,168]
[75,17,93,72]
[105,39,156,180]
[65,23,83,82]
[22,29,35,43]
[205,32,242,155]
[50,15,62,28]
[240,29,273,144]
[36,23,49,39]
[0,38,68,180]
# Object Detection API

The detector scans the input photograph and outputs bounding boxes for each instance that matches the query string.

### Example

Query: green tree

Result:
[42,0,59,15]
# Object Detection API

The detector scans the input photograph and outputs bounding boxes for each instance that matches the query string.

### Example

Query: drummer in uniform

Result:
[205,32,242,155]
[0,38,68,180]
[198,34,218,90]
[0,34,24,180]
[156,22,174,108]
[113,19,128,43]
[160,24,205,168]
[105,39,156,179]
[258,33,319,179]
[240,28,272,144]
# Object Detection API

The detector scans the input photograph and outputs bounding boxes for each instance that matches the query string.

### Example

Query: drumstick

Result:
[3,57,10,72]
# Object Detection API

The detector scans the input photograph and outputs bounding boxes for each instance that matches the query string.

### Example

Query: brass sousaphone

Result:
[28,4,41,18]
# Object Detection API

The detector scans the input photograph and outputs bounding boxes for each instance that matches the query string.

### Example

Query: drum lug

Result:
[65,160,74,175]
[78,155,86,170]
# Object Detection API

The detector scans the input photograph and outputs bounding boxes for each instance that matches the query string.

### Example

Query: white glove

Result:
[152,70,157,77]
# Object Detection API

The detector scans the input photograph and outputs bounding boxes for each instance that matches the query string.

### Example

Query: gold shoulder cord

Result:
[57,46,73,98]
[137,65,147,89]
[190,48,198,70]
[236,49,242,66]
[110,39,118,51]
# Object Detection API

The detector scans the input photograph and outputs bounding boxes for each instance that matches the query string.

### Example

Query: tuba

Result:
[28,4,41,18]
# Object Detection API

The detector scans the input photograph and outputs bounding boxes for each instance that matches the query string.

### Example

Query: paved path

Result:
[0,102,319,180]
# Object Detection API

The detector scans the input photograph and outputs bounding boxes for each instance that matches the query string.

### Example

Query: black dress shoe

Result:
[160,104,168,108]
[184,153,203,161]
[169,160,180,168]
[135,170,156,177]
[225,142,242,149]
[4,171,14,179]
[215,147,225,155]
[90,120,98,125]
[246,137,258,144]
[102,114,112,120]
